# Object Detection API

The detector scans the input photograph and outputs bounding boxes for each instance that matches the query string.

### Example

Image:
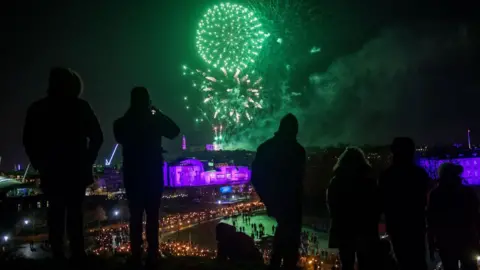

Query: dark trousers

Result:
[127,188,162,259]
[439,247,477,270]
[390,232,427,270]
[270,215,302,269]
[338,236,379,270]
[43,187,85,258]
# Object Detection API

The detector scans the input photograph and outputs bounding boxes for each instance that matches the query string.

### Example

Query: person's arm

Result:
[23,104,42,170]
[377,172,387,216]
[421,169,433,206]
[369,178,382,226]
[83,102,104,165]
[426,192,438,261]
[113,119,124,145]
[467,188,480,234]
[295,146,307,202]
[326,186,332,214]
[153,107,180,140]
[326,178,338,218]
[251,145,269,203]
[299,147,307,182]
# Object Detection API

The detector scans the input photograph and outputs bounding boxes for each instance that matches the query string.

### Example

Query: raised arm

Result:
[153,108,180,140]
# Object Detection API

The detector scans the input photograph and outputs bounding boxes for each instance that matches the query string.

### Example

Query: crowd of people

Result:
[90,202,264,257]
[20,66,480,270]
[230,213,275,240]
[160,201,265,232]
[326,140,479,270]
[251,113,480,270]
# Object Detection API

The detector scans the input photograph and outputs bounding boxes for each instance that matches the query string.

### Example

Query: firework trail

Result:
[182,65,265,143]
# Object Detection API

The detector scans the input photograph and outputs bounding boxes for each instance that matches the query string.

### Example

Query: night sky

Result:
[0,0,478,169]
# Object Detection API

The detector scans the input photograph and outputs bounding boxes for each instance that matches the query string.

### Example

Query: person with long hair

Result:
[428,163,479,270]
[327,147,380,270]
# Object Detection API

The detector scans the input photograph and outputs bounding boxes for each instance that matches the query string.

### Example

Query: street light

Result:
[113,210,123,224]
[3,235,9,242]
[24,219,30,225]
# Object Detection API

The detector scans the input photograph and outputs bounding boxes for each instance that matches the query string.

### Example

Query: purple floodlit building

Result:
[167,158,251,187]
[419,157,480,185]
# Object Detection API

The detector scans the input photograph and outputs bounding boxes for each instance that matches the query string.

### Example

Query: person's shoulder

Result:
[113,116,126,128]
[28,97,48,111]
[74,98,93,109]
[295,142,306,153]
[26,98,51,118]
[236,231,254,243]
[412,164,428,174]
[257,138,274,152]
[412,165,430,180]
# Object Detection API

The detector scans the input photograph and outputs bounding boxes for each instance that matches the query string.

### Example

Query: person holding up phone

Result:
[114,87,180,268]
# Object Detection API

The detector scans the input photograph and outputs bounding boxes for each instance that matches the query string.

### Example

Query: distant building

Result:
[419,156,480,185]
[167,158,250,187]
[97,167,123,192]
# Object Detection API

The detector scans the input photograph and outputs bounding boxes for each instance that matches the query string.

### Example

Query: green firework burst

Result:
[196,2,269,72]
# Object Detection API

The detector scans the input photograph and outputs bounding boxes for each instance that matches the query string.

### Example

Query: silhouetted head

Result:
[130,86,151,109]
[275,113,298,139]
[47,67,79,97]
[390,137,416,164]
[438,163,463,187]
[216,223,236,242]
[333,146,371,176]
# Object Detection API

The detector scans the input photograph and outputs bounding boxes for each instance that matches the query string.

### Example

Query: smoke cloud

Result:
[228,23,478,150]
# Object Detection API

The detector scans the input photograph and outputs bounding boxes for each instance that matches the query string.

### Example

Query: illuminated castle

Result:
[102,141,252,188]
[167,158,250,187]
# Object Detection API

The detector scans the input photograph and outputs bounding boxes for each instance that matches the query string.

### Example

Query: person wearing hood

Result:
[428,163,479,270]
[251,113,306,270]
[327,147,380,270]
[23,67,103,261]
[113,86,180,267]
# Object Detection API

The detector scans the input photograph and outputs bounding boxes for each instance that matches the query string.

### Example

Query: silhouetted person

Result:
[216,223,263,264]
[23,68,103,261]
[114,87,180,266]
[428,163,479,270]
[327,147,380,270]
[251,113,306,270]
[379,137,430,270]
